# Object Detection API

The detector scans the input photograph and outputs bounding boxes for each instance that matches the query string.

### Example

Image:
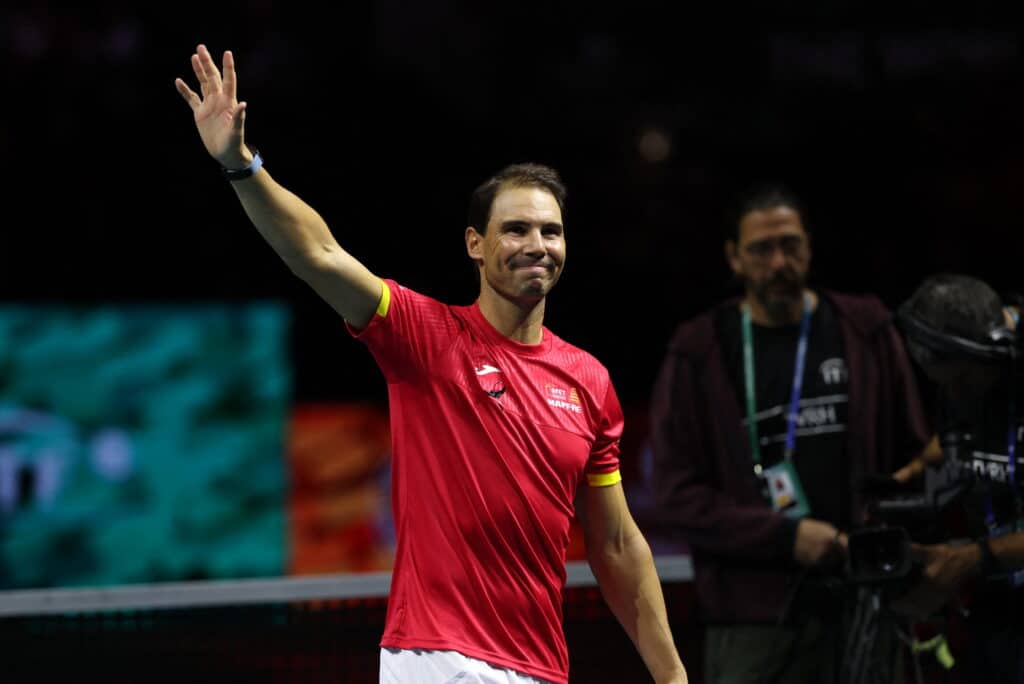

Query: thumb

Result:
[233,101,247,131]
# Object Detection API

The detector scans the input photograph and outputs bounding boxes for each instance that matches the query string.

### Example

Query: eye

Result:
[746,241,773,257]
[780,236,804,253]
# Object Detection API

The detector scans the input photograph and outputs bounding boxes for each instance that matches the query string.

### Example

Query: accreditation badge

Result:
[761,461,810,519]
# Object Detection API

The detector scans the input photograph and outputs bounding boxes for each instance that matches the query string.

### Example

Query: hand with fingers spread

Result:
[174,44,250,169]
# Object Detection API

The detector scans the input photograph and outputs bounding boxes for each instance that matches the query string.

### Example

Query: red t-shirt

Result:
[351,280,622,684]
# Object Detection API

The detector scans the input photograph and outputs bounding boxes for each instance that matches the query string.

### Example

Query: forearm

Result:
[227,168,380,326]
[991,531,1024,570]
[588,531,688,684]
[229,168,341,276]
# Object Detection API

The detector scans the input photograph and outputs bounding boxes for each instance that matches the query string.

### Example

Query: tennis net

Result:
[1,555,694,683]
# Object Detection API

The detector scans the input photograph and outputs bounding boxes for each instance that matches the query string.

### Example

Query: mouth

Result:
[765,276,800,292]
[511,261,553,276]
[517,266,550,276]
[767,283,796,294]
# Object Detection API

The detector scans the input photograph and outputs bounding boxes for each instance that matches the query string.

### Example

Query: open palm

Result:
[174,44,247,166]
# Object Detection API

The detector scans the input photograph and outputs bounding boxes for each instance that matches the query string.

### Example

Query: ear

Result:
[465,226,484,263]
[725,239,742,276]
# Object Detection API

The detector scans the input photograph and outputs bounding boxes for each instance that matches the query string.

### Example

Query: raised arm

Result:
[174,44,380,328]
[580,482,688,684]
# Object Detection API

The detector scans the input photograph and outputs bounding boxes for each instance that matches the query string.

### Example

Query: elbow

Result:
[584,532,619,573]
[587,527,651,569]
[287,243,343,282]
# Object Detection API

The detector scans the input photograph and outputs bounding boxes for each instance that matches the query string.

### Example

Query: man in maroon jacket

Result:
[650,185,930,683]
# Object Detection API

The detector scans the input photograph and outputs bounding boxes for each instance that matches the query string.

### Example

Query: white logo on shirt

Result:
[546,384,582,413]
[969,450,1024,483]
[819,358,848,385]
[473,359,506,399]
[547,398,582,414]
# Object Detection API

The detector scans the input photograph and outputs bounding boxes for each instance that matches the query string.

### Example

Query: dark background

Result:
[3,2,1023,409]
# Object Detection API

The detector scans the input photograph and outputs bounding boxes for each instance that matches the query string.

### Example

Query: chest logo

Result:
[819,358,848,386]
[474,361,506,399]
[546,384,582,414]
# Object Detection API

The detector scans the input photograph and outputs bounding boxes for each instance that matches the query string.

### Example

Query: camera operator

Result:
[894,273,1024,683]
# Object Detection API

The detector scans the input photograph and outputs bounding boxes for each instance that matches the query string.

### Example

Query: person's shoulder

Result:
[544,331,615,384]
[386,279,465,315]
[546,331,604,366]
[823,290,893,335]
[666,300,736,356]
[385,279,441,305]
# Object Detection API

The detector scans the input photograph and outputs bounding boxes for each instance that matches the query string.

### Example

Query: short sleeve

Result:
[348,279,460,382]
[585,379,624,487]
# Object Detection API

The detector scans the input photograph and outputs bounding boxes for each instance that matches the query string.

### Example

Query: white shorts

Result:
[379,648,552,684]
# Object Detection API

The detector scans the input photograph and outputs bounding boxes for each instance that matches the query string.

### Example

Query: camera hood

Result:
[895,306,1017,364]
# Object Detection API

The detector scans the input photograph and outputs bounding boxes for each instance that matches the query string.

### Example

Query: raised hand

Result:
[174,44,250,168]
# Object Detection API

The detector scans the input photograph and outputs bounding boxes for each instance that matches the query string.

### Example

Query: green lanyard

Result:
[741,293,813,475]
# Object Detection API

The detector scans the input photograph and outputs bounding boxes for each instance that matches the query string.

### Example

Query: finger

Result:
[891,466,912,483]
[222,50,238,101]
[190,53,207,95]
[174,78,202,111]
[197,44,223,92]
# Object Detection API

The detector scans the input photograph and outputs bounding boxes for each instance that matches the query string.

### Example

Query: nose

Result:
[767,244,788,271]
[523,228,546,257]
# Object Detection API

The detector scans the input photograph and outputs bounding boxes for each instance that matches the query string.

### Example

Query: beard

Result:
[750,272,805,321]
[509,258,559,297]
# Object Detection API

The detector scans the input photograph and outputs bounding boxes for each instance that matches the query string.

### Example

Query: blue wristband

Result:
[223,149,262,181]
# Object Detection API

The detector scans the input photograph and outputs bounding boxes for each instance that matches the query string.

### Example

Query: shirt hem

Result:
[379,636,567,684]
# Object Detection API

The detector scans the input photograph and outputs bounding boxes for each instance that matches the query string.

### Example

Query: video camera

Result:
[845,298,1020,587]
[846,431,977,586]
[838,279,1022,683]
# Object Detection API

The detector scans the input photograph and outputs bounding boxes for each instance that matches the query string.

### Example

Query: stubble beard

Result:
[516,278,550,304]
[752,274,804,322]
[512,262,559,301]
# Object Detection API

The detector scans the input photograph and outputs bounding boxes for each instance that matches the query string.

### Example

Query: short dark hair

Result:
[725,183,808,242]
[467,163,568,235]
[900,273,1005,367]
